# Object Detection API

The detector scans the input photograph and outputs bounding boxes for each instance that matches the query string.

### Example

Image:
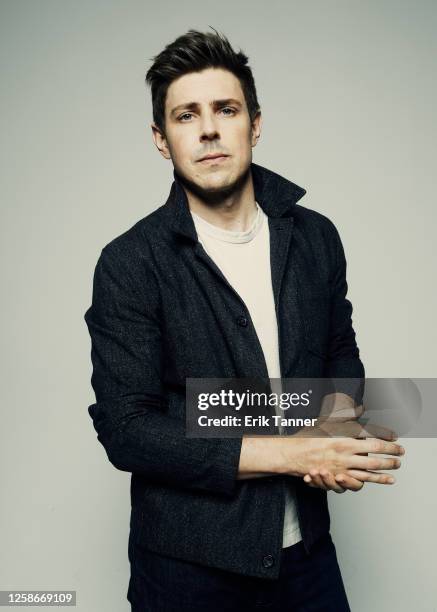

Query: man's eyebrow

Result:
[170,98,242,117]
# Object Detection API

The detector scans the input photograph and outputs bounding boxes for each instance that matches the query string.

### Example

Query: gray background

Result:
[1,1,436,610]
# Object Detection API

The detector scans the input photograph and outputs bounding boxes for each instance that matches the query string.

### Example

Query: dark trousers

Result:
[127,532,351,611]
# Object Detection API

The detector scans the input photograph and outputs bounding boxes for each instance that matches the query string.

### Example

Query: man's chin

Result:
[176,166,250,204]
[202,177,234,194]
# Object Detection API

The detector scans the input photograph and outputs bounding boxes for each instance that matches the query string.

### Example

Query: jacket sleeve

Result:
[325,223,365,405]
[84,244,243,497]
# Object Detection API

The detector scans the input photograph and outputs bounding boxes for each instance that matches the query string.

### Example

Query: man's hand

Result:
[304,470,364,493]
[276,424,404,493]
[237,395,404,489]
[303,463,397,493]
[301,393,403,493]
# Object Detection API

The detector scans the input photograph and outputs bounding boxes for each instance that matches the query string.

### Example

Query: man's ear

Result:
[251,111,262,148]
[151,122,171,160]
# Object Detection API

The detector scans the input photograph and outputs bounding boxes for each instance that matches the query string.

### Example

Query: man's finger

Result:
[350,454,402,471]
[340,469,396,484]
[308,470,328,490]
[305,470,347,493]
[357,423,399,441]
[319,470,346,493]
[350,438,405,457]
[334,473,364,492]
[305,471,364,492]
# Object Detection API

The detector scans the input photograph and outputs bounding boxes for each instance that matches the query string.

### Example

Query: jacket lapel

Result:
[268,216,295,314]
[163,162,307,378]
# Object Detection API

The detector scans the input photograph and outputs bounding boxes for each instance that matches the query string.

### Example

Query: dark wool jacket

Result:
[84,162,365,580]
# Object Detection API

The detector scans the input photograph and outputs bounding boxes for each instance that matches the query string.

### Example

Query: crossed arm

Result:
[85,223,404,498]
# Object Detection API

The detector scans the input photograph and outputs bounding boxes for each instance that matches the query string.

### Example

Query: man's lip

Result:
[198,154,229,162]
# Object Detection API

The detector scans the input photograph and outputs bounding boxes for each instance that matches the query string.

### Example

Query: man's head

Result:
[145,28,262,198]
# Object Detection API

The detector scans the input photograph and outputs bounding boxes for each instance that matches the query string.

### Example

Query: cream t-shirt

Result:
[191,201,302,548]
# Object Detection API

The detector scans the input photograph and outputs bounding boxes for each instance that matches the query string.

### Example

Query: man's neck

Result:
[182,170,258,233]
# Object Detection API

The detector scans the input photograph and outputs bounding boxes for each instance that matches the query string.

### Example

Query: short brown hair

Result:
[145,27,260,134]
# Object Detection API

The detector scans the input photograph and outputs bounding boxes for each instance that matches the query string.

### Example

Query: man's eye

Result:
[221,107,236,116]
[179,113,193,121]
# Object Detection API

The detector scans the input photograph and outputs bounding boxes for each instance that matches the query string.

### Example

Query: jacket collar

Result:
[164,162,306,242]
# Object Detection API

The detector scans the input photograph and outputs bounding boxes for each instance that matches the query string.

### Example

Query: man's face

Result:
[152,67,261,195]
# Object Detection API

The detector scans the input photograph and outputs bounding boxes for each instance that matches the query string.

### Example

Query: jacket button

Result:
[262,554,275,568]
[236,315,248,327]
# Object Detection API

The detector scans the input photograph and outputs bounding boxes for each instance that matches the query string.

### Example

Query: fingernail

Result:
[388,477,395,484]
[399,447,405,455]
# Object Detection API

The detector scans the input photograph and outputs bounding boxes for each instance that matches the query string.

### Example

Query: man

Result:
[84,28,404,611]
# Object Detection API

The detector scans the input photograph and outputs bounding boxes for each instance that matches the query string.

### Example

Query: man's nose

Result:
[199,113,220,141]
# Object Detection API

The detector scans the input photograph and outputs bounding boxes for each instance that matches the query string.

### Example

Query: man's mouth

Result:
[198,154,229,164]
